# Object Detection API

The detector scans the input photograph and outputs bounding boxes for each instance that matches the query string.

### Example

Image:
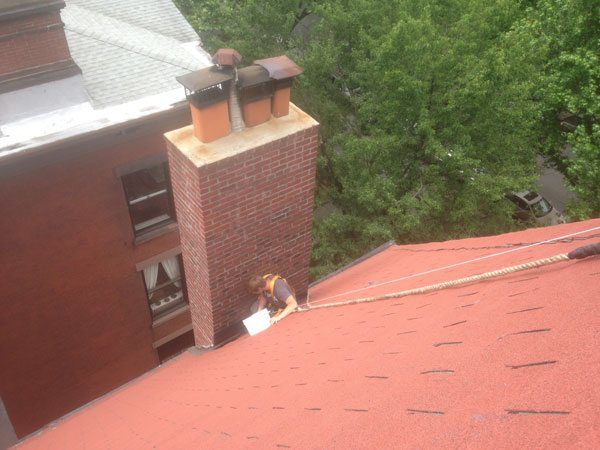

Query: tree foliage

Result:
[512,0,600,217]
[176,0,599,279]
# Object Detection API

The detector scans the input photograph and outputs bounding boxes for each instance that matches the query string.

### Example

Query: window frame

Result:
[141,253,188,322]
[120,161,177,239]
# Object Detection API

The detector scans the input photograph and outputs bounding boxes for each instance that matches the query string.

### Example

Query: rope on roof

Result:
[299,253,570,312]
[299,240,600,312]
[308,225,600,306]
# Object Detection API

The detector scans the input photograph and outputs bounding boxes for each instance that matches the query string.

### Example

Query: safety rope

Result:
[307,225,600,307]
[298,253,570,312]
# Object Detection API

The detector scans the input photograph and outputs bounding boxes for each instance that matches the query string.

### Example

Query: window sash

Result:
[133,213,172,232]
[142,255,186,320]
[122,167,168,202]
[150,289,183,307]
[147,277,182,295]
[121,163,176,237]
[149,291,185,317]
[128,188,168,205]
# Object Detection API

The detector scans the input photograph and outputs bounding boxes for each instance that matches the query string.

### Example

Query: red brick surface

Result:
[167,124,319,346]
[167,147,214,347]
[0,12,71,76]
[0,132,183,437]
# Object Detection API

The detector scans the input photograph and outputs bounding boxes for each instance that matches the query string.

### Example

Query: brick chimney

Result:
[0,0,80,94]
[165,95,318,346]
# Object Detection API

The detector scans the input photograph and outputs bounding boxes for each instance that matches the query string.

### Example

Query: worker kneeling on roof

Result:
[248,274,298,325]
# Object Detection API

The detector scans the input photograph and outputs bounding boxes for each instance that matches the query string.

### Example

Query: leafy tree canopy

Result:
[512,0,600,218]
[176,0,599,279]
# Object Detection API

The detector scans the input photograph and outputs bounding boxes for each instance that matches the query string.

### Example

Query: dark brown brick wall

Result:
[167,124,319,346]
[0,12,71,76]
[0,131,183,437]
[156,331,194,362]
[152,309,192,342]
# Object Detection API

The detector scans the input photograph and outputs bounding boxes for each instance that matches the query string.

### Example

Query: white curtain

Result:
[161,256,181,287]
[143,264,159,298]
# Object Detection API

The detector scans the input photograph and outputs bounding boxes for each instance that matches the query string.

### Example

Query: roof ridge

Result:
[62,3,201,71]
[66,0,200,43]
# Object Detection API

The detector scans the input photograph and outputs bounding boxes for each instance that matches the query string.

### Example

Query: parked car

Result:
[507,191,566,226]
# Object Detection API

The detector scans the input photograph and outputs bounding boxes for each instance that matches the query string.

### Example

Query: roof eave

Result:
[0,101,188,171]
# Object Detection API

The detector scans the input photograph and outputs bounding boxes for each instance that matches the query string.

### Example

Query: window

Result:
[531,197,553,218]
[121,163,175,237]
[524,191,539,202]
[507,194,528,211]
[142,255,187,320]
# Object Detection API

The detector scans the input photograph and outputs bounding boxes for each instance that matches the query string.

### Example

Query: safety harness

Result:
[262,274,293,313]
[262,274,286,297]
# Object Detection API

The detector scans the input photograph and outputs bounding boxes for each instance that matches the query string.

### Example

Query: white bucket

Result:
[242,309,271,336]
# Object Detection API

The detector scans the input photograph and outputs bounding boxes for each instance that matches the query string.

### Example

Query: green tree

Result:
[175,0,596,280]
[307,0,540,277]
[513,0,600,217]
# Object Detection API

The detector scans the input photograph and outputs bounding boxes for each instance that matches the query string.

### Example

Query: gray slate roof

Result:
[68,0,199,43]
[0,0,212,157]
[62,0,211,107]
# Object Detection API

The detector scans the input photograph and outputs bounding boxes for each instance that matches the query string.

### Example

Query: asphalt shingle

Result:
[62,0,211,107]
[67,0,199,43]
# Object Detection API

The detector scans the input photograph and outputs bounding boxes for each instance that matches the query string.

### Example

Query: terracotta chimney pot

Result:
[254,55,303,118]
[271,82,293,118]
[176,66,233,143]
[237,65,273,127]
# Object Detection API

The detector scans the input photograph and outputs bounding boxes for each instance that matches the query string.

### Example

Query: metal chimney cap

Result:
[212,48,243,67]
[237,65,271,89]
[254,55,303,80]
[176,66,233,92]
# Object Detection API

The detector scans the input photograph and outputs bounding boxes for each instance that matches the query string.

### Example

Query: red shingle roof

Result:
[15,219,600,449]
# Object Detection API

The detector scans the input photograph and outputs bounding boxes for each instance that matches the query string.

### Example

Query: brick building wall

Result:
[0,115,188,437]
[166,106,319,345]
[0,11,72,76]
